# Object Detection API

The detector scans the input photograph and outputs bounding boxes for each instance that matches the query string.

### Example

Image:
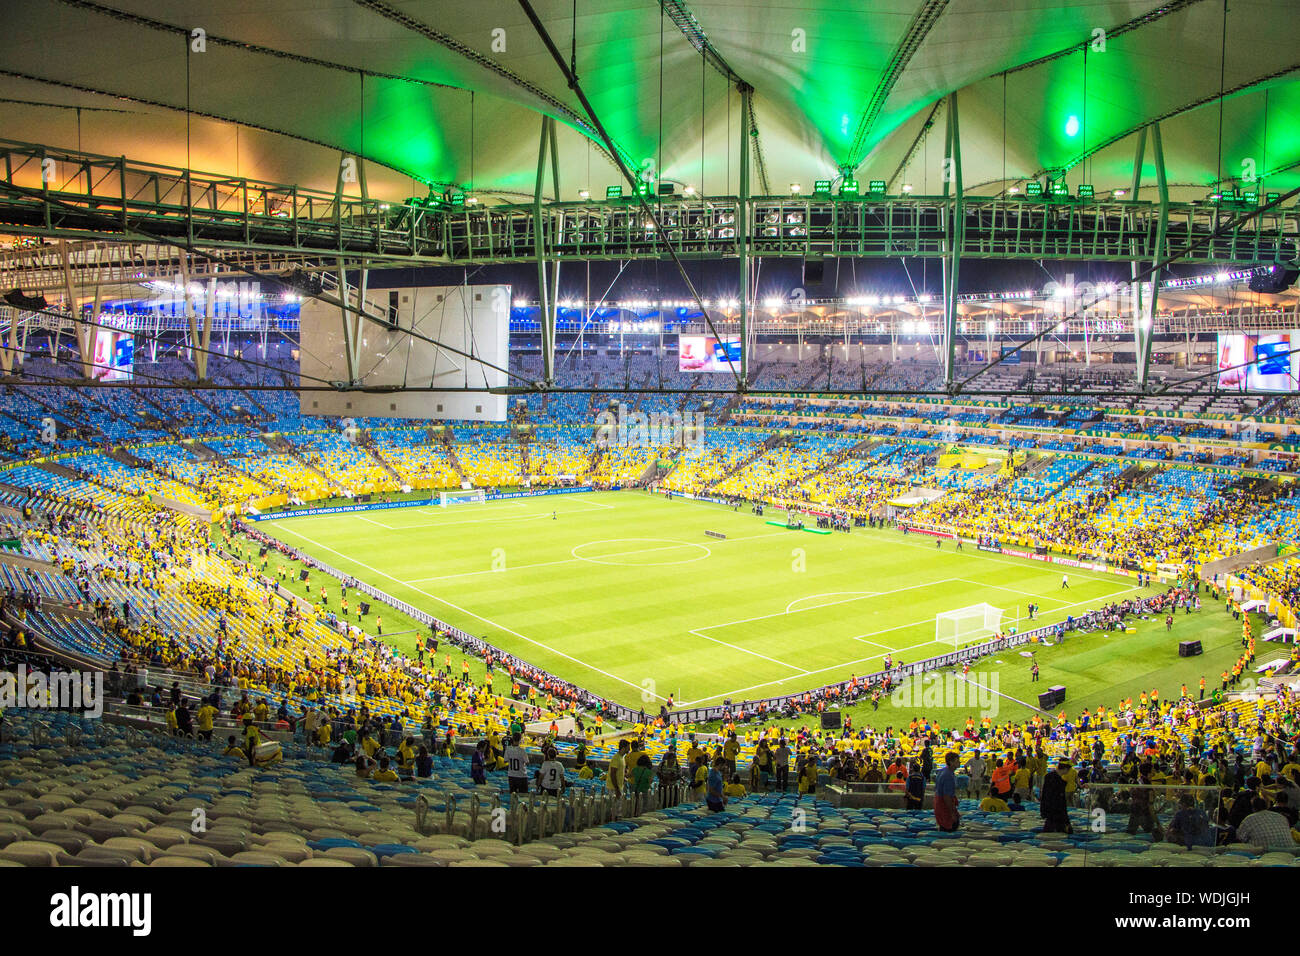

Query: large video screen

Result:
[1217,332,1298,391]
[678,335,742,373]
[91,330,133,382]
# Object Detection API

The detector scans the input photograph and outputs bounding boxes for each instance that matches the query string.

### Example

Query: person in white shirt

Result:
[965,752,987,798]
[537,750,567,796]
[504,735,529,794]
[774,740,791,792]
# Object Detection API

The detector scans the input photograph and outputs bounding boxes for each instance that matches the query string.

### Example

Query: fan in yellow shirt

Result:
[979,788,1009,812]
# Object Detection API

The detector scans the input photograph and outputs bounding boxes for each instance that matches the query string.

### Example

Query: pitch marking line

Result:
[356,515,392,529]
[952,672,1050,715]
[784,591,881,614]
[403,530,790,583]
[686,630,810,674]
[854,639,894,650]
[268,521,666,702]
[572,537,710,567]
[682,495,1128,588]
[696,578,963,633]
[681,583,1142,706]
[955,579,1073,606]
[391,502,614,528]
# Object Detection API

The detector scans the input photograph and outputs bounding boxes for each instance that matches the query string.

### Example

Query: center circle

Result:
[571,537,711,567]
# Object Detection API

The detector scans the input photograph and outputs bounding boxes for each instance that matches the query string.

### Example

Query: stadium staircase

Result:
[713,393,743,425]
[35,461,83,483]
[228,386,271,420]
[178,387,230,425]
[706,434,786,492]
[637,456,673,486]
[192,441,269,493]
[1227,473,1275,496]
[128,388,181,426]
[797,360,829,391]
[106,448,147,469]
[772,439,870,496]
[436,429,469,484]
[1116,461,1155,489]
[271,435,341,494]
[359,435,404,485]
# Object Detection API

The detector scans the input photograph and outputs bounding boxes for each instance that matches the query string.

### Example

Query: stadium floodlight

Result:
[868,180,886,195]
[814,179,832,194]
[936,603,1004,648]
[789,182,801,194]
[901,183,913,193]
[1049,181,1069,199]
[839,179,859,196]
[578,188,590,199]
[1025,180,1043,197]
[1077,184,1094,200]
[635,182,652,197]
[657,182,676,196]
[1064,115,1080,137]
[683,185,697,196]
[606,185,623,199]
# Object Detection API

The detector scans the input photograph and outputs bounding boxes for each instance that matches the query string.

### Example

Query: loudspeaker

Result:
[1248,265,1298,294]
[298,569,308,581]
[358,601,371,616]
[1038,685,1066,710]
[1178,640,1203,657]
[820,711,842,730]
[803,258,825,286]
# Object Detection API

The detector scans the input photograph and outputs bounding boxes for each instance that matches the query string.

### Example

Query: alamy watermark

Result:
[888,670,1000,720]
[593,403,705,451]
[1,665,104,718]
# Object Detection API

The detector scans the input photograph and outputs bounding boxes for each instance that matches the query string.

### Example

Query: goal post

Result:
[935,603,1004,648]
[437,489,487,507]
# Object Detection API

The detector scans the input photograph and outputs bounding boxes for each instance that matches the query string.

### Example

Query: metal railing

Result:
[3,140,1297,266]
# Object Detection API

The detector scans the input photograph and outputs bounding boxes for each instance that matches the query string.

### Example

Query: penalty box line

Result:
[680,583,1142,707]
[267,520,666,703]
[404,529,790,584]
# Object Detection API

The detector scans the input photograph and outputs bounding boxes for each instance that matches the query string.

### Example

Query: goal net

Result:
[935,603,1004,648]
[438,489,487,507]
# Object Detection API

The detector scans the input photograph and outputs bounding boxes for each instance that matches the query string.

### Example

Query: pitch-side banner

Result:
[248,486,594,521]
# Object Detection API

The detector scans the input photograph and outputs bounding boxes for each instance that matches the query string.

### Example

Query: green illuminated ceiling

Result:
[0,0,1296,202]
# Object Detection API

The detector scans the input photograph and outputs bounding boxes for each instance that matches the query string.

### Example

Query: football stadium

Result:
[0,0,1298,911]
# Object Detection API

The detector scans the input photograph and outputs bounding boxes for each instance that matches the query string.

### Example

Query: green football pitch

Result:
[256,490,1244,723]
